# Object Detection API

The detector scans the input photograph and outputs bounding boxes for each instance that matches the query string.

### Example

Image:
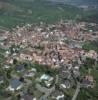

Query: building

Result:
[82,75,95,88]
[60,79,71,89]
[50,90,65,100]
[21,94,36,100]
[7,79,23,92]
[0,76,4,84]
[40,74,54,87]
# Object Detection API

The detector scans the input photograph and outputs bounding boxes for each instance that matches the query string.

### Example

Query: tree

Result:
[13,59,17,65]
[84,57,95,69]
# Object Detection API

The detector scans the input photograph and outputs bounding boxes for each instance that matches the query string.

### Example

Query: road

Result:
[72,83,80,100]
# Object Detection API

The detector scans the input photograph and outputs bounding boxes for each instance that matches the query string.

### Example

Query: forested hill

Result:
[48,0,98,5]
[0,0,82,28]
[0,0,98,29]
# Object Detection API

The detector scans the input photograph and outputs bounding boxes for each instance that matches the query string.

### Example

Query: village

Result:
[0,20,98,100]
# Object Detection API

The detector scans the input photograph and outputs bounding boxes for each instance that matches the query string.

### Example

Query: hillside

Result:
[48,0,98,6]
[0,0,97,29]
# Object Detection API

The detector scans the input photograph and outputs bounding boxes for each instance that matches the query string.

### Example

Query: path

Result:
[72,83,80,100]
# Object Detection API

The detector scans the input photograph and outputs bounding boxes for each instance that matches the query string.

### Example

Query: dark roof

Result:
[59,71,71,79]
[0,76,3,81]
[64,80,71,87]
[16,64,25,72]
[82,79,92,86]
[22,94,34,100]
[51,90,64,98]
[10,79,22,89]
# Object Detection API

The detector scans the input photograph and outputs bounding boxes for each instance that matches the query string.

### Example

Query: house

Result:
[85,50,97,60]
[60,79,71,89]
[24,69,36,78]
[0,76,4,84]
[82,75,94,88]
[59,71,71,79]
[40,74,54,87]
[7,79,23,92]
[40,74,53,81]
[73,70,80,78]
[73,66,80,78]
[23,67,37,78]
[21,94,36,100]
[20,53,32,61]
[16,64,25,73]
[9,59,13,64]
[50,90,65,100]
[4,65,11,69]
[5,50,10,57]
